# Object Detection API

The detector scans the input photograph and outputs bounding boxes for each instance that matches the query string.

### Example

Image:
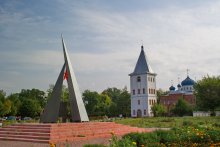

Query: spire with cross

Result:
[186,69,190,77]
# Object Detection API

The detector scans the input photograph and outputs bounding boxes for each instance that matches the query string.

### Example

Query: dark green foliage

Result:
[115,117,220,129]
[182,120,193,126]
[151,103,167,117]
[83,87,131,117]
[121,126,220,146]
[171,98,192,116]
[156,88,169,103]
[0,99,12,116]
[83,90,100,116]
[7,93,21,116]
[19,99,42,118]
[123,132,160,145]
[0,86,130,118]
[102,87,131,117]
[0,90,6,101]
[102,88,121,103]
[47,85,69,102]
[19,89,46,107]
[82,90,111,116]
[83,144,106,147]
[194,75,220,112]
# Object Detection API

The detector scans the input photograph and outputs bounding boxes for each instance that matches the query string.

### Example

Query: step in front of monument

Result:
[0,136,49,143]
[0,122,151,143]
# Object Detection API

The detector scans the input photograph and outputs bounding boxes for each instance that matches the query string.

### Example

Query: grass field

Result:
[115,116,220,128]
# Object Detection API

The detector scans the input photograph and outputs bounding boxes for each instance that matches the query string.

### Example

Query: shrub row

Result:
[84,126,220,147]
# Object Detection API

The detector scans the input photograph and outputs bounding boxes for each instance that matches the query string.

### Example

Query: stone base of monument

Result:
[0,122,155,143]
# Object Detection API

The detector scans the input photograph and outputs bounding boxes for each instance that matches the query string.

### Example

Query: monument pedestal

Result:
[0,122,153,143]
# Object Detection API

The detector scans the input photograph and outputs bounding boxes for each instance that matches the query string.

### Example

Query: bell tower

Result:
[129,45,157,117]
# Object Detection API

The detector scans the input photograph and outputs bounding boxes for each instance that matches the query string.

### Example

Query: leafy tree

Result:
[7,93,21,116]
[19,88,46,108]
[19,99,41,118]
[102,87,121,103]
[82,90,99,116]
[0,99,12,116]
[116,88,131,117]
[0,90,6,102]
[151,103,167,117]
[96,94,112,116]
[102,87,131,117]
[194,75,220,113]
[47,85,69,102]
[0,101,4,116]
[172,98,192,117]
[156,88,169,103]
[108,103,118,117]
[82,87,131,117]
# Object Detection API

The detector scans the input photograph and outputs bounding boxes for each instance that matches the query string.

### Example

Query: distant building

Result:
[160,75,196,113]
[129,45,157,117]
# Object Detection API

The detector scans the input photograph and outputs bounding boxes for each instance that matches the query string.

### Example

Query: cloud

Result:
[0,0,220,94]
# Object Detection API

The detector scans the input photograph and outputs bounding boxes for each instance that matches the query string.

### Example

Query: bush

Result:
[84,144,106,147]
[123,132,160,146]
[182,120,193,126]
[122,126,220,146]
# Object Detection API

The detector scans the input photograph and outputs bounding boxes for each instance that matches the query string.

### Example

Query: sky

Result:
[0,0,220,95]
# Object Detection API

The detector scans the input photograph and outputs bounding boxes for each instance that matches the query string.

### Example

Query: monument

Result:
[40,37,89,123]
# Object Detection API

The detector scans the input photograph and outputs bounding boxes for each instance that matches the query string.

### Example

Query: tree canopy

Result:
[83,87,131,117]
[0,86,131,119]
[172,98,192,117]
[151,103,167,117]
[194,75,220,112]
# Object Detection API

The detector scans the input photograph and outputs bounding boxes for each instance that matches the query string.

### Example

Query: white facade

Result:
[181,85,194,92]
[129,46,157,117]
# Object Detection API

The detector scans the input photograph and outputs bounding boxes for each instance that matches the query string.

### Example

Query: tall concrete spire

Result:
[40,37,89,123]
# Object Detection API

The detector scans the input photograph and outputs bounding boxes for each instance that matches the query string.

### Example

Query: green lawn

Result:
[115,116,220,128]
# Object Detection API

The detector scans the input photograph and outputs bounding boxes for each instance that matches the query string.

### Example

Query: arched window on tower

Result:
[137,76,141,82]
[133,110,135,115]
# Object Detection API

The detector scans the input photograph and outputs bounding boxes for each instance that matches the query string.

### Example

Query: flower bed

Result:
[122,126,220,147]
[84,125,220,147]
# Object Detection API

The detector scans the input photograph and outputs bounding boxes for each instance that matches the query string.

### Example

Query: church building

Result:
[160,73,196,113]
[129,45,157,117]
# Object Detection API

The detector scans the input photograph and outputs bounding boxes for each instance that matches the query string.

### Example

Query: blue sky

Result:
[0,0,220,95]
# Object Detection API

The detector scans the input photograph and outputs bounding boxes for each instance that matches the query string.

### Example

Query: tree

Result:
[0,99,12,116]
[172,98,192,117]
[96,94,112,116]
[0,90,6,102]
[47,85,69,102]
[156,88,169,103]
[19,99,42,118]
[82,90,99,116]
[194,76,220,113]
[7,93,21,116]
[0,101,4,116]
[19,89,46,108]
[102,87,122,103]
[151,103,167,117]
[102,87,131,117]
[116,88,131,117]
